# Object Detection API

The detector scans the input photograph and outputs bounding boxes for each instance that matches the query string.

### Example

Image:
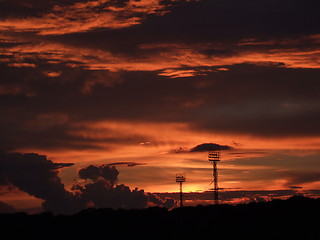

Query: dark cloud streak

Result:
[284,171,320,188]
[107,162,145,167]
[49,0,320,54]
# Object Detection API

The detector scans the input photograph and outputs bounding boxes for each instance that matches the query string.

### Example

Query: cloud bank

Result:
[0,151,174,214]
[0,0,319,153]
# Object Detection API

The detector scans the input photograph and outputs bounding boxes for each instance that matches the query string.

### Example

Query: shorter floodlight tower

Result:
[176,173,186,208]
[208,150,220,205]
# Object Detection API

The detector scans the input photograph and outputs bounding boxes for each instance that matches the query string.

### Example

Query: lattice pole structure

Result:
[176,173,186,208]
[208,150,220,204]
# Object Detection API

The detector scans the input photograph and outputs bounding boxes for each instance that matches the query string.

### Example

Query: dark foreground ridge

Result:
[1,196,320,239]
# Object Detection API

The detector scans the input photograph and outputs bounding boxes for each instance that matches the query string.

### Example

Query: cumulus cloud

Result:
[78,165,119,185]
[0,151,174,214]
[74,164,175,209]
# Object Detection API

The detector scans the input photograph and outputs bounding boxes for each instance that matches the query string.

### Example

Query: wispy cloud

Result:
[0,0,167,35]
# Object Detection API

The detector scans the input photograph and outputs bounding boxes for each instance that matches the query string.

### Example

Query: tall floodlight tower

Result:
[176,173,186,208]
[208,150,220,204]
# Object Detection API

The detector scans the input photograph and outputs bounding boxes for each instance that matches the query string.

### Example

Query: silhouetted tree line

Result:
[1,196,320,239]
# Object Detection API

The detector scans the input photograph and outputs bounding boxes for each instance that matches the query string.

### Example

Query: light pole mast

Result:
[208,150,220,204]
[176,173,186,207]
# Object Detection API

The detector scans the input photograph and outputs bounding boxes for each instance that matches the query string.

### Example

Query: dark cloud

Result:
[184,64,320,137]
[75,181,150,209]
[0,151,78,214]
[172,143,233,153]
[3,0,319,39]
[190,143,233,152]
[0,116,111,151]
[107,162,145,167]
[0,63,153,151]
[49,0,320,54]
[78,165,119,187]
[1,0,319,212]
[74,164,174,209]
[0,0,96,19]
[0,151,174,213]
[229,151,268,156]
[146,192,175,209]
[227,152,320,170]
[0,0,56,18]
[0,201,16,213]
[1,61,320,154]
[284,171,320,188]
[0,0,319,152]
[156,189,299,205]
[1,63,320,153]
[222,152,320,190]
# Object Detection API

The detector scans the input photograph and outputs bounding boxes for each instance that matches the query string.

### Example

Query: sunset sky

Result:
[0,0,320,213]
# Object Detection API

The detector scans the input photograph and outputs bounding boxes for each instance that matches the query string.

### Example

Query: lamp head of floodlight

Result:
[208,150,220,161]
[176,173,186,182]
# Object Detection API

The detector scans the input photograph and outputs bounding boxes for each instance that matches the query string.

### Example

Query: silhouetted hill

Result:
[1,196,320,239]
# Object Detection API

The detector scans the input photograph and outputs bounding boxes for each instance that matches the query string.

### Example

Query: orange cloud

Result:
[2,36,319,79]
[0,0,166,35]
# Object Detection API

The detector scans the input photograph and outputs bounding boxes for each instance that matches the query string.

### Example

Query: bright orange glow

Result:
[14,120,320,196]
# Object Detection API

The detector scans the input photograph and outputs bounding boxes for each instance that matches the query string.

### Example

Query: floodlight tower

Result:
[208,150,220,204]
[176,173,186,208]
